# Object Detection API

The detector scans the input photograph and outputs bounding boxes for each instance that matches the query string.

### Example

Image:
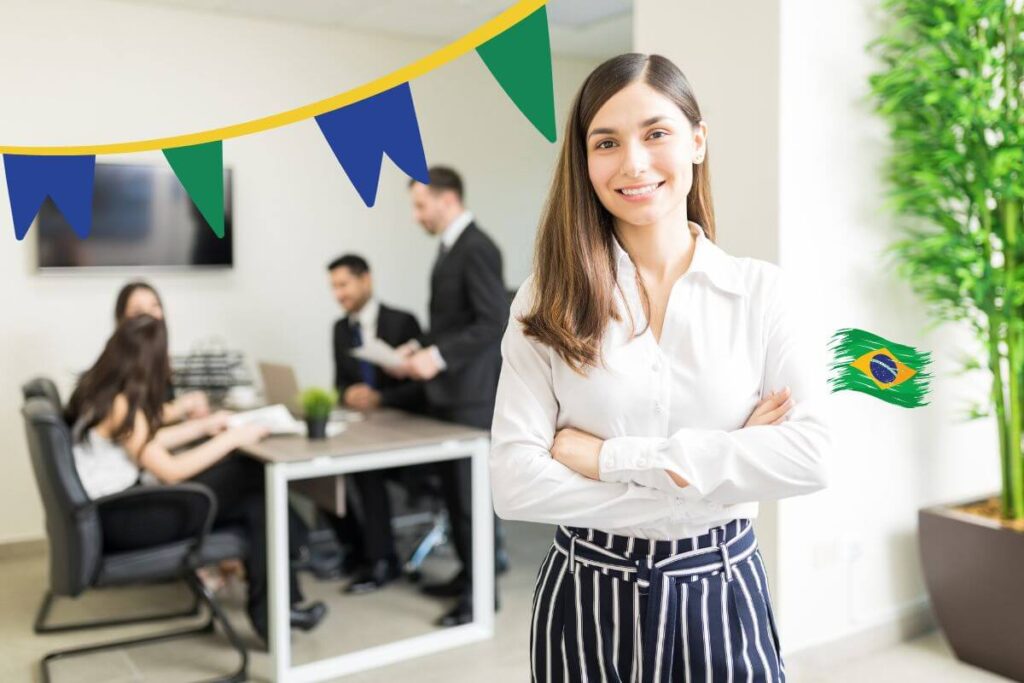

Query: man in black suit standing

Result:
[325,254,425,593]
[395,166,509,627]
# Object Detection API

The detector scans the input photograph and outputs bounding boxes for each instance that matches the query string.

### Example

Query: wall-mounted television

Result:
[36,162,233,270]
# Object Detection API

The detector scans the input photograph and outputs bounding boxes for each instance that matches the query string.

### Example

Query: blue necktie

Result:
[350,321,377,388]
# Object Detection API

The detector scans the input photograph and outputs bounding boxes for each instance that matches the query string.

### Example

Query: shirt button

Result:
[654,403,663,414]
[652,362,660,372]
[636,457,648,468]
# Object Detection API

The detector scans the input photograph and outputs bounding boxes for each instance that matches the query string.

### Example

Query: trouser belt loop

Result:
[720,542,734,582]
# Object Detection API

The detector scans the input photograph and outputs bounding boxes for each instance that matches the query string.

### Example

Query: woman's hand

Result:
[226,423,271,448]
[551,427,604,480]
[176,391,211,419]
[744,387,793,427]
[201,410,234,436]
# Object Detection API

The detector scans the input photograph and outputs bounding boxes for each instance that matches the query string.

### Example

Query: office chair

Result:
[21,390,250,683]
[392,473,450,580]
[22,376,62,411]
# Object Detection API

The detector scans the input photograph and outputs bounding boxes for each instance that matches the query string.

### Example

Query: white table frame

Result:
[263,436,494,682]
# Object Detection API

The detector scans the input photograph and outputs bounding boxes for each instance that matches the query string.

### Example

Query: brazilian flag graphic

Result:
[828,328,931,408]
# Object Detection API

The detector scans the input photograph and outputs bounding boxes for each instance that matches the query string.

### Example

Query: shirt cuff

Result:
[429,345,447,371]
[599,435,703,501]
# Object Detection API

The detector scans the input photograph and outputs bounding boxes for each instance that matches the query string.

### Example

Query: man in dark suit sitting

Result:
[393,166,509,627]
[325,254,425,593]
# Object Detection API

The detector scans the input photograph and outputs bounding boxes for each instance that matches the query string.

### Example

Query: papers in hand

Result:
[227,404,303,435]
[351,337,405,369]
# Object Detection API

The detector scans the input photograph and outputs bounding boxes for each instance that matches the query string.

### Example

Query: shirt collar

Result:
[612,222,746,297]
[440,210,474,249]
[350,297,380,329]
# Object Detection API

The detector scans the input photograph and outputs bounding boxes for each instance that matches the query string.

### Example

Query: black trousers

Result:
[430,403,503,587]
[323,469,400,564]
[100,455,306,632]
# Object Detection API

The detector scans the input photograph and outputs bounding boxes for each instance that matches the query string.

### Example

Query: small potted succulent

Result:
[299,387,337,440]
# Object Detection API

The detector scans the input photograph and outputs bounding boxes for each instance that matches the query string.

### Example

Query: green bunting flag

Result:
[4,0,555,242]
[162,141,225,238]
[828,327,932,408]
[476,5,557,142]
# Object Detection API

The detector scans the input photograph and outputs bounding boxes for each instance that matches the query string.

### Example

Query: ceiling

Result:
[118,0,633,59]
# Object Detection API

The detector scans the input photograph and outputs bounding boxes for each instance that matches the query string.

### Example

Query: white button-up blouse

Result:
[489,225,831,540]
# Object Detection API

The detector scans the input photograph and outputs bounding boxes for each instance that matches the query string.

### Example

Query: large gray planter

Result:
[919,498,1024,681]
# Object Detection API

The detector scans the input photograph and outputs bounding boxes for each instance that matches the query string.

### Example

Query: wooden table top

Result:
[238,408,488,464]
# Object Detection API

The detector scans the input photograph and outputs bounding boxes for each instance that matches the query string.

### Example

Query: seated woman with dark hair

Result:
[65,314,326,643]
[113,280,210,423]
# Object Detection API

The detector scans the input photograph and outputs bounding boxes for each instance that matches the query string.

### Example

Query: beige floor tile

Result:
[0,521,1013,682]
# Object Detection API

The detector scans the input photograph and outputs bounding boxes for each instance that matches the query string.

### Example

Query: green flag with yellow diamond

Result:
[828,328,931,408]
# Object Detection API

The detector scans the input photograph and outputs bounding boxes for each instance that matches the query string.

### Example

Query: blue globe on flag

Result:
[869,353,899,384]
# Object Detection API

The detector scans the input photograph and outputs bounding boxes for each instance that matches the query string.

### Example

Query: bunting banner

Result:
[2,154,96,240]
[0,0,555,240]
[163,141,225,238]
[477,5,556,142]
[315,83,429,208]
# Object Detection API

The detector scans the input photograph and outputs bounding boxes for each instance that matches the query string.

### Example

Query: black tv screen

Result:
[36,162,233,269]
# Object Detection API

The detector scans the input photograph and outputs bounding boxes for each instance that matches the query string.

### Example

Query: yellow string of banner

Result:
[0,0,547,156]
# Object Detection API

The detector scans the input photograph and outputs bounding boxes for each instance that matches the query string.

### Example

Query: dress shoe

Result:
[422,571,468,598]
[290,601,327,632]
[344,557,402,594]
[252,601,328,643]
[435,592,501,628]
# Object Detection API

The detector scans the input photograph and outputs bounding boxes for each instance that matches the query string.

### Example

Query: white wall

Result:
[637,0,1002,657]
[0,0,600,543]
[776,0,1000,654]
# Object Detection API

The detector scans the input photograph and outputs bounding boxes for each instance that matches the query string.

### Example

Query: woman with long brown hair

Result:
[113,280,210,423]
[65,315,326,644]
[490,54,830,682]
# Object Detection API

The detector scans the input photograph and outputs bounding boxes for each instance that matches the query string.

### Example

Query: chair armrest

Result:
[92,484,218,561]
[94,483,215,512]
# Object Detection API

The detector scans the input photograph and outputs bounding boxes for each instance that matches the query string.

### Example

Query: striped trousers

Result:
[530,519,785,683]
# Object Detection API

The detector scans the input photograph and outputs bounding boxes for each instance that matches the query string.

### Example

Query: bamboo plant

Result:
[869,0,1024,520]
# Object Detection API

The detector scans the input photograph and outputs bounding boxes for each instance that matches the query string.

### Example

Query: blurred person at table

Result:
[66,314,327,645]
[329,254,425,414]
[114,281,208,424]
[324,253,426,593]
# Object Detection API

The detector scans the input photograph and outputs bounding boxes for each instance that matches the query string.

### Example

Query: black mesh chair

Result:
[21,381,250,683]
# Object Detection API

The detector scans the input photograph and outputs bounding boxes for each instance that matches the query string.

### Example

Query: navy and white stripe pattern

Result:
[530,519,785,682]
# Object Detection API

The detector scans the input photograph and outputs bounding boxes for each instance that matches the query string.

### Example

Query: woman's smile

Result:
[615,180,666,201]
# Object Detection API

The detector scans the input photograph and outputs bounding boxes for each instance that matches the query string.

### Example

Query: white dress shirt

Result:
[490,223,831,540]
[349,297,380,342]
[440,210,474,251]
